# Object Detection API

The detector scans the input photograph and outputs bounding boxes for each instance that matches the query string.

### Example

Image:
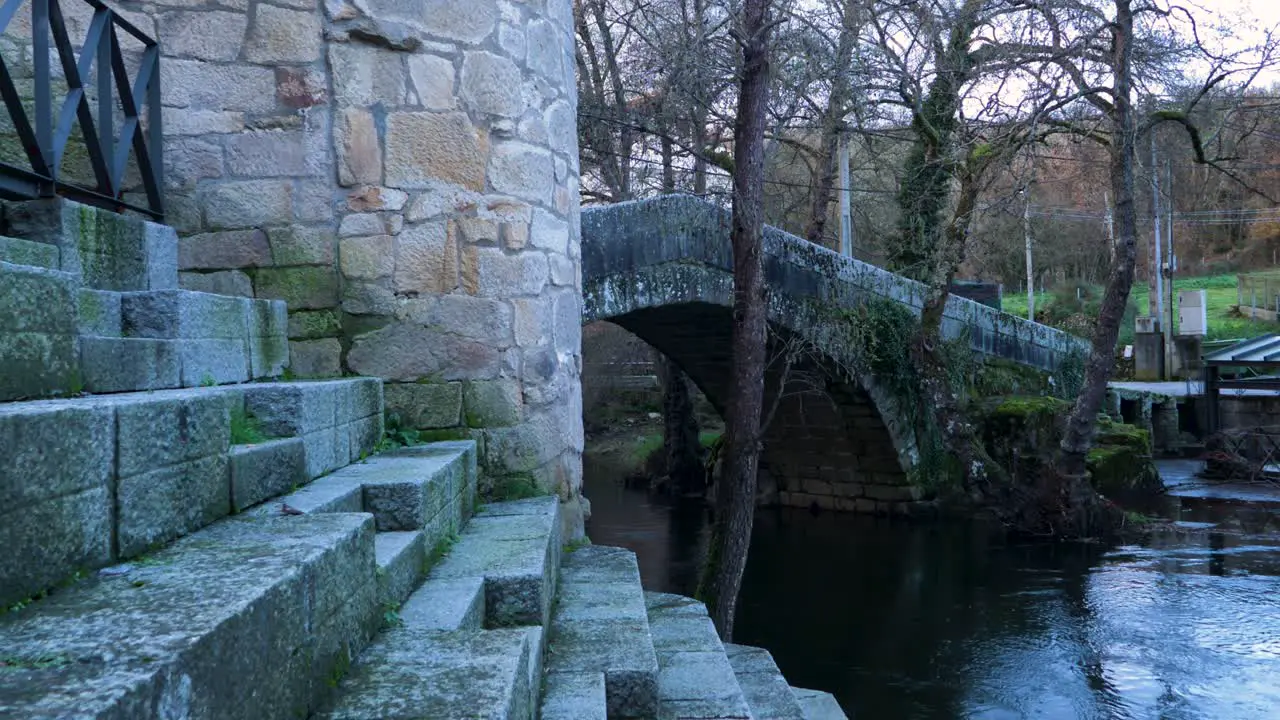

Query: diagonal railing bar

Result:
[0,54,49,177]
[126,46,160,211]
[108,25,136,187]
[0,0,163,219]
[33,0,51,178]
[0,0,23,39]
[97,12,112,189]
[49,0,111,192]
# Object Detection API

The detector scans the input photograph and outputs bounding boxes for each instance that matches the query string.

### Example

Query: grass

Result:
[1003,274,1280,344]
[630,430,722,465]
[229,407,269,445]
[489,474,542,502]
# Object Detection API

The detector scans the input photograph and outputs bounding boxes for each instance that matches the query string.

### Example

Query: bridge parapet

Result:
[582,194,1087,373]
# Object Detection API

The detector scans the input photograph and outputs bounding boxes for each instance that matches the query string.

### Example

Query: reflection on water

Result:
[583,453,1280,719]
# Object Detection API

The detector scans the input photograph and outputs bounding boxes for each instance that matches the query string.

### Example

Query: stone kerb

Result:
[581,195,1088,373]
[115,0,586,536]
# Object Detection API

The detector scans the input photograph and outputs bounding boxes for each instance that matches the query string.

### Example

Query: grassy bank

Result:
[629,431,722,466]
[1002,274,1280,344]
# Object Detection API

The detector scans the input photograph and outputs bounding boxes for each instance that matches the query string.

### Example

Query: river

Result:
[583,452,1280,719]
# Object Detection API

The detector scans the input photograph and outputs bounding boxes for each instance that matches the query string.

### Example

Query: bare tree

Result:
[696,0,777,641]
[988,1,1280,486]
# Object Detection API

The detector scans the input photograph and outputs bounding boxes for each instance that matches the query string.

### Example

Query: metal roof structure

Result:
[1202,334,1280,433]
[1204,334,1280,367]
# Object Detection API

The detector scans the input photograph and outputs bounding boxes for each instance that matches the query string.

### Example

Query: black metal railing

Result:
[0,0,162,219]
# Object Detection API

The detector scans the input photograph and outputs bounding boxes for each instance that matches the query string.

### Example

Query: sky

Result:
[1172,0,1280,85]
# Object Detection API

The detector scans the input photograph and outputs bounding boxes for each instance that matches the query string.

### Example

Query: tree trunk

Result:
[892,0,992,504]
[1058,0,1138,482]
[804,130,841,248]
[691,0,709,198]
[696,0,773,641]
[662,133,676,193]
[913,167,1005,506]
[891,1,978,280]
[803,0,858,248]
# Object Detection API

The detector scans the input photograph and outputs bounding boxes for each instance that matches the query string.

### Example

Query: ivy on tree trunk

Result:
[891,1,977,281]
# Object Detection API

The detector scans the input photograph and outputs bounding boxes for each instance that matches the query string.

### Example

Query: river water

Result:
[583,453,1280,719]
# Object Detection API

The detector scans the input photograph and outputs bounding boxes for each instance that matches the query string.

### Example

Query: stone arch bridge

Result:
[581,195,1087,514]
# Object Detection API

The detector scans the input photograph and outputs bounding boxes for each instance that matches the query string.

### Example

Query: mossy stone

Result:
[254,266,339,310]
[288,309,343,340]
[976,395,1163,505]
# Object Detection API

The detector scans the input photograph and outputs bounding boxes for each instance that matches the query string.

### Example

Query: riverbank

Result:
[586,419,723,482]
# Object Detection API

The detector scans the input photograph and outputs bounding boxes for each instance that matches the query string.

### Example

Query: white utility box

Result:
[1135,315,1157,334]
[1178,289,1208,337]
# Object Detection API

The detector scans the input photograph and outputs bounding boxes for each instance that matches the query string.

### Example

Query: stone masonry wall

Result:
[41,0,587,534]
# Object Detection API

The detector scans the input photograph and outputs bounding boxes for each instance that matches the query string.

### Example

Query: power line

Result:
[577,112,1280,219]
[581,145,899,196]
[1027,207,1280,225]
[583,144,1280,222]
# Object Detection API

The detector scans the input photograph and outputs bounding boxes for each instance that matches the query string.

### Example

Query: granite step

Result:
[318,497,561,719]
[1,200,288,397]
[0,512,379,720]
[317,626,541,720]
[645,592,751,720]
[241,378,385,478]
[251,441,477,552]
[0,234,60,269]
[79,336,182,393]
[229,436,308,513]
[0,379,382,610]
[399,576,486,631]
[724,644,806,720]
[542,545,659,719]
[428,495,562,628]
[540,672,609,720]
[375,530,427,609]
[3,197,177,293]
[0,260,80,402]
[791,688,848,720]
[118,288,289,383]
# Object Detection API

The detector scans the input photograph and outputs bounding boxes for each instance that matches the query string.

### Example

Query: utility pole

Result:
[1024,186,1034,320]
[1105,191,1115,248]
[1024,115,1038,321]
[1166,159,1176,373]
[1150,130,1164,330]
[838,133,852,257]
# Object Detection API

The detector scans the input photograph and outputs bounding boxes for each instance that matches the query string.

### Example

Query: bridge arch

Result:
[581,195,1086,513]
[586,263,922,511]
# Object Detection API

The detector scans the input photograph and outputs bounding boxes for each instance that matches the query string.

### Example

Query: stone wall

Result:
[0,0,585,533]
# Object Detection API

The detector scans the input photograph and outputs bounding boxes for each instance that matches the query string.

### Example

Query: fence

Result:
[1237,272,1280,322]
[0,0,163,219]
[583,361,659,390]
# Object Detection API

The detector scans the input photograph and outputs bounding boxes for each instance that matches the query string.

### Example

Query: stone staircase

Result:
[0,200,843,718]
[0,199,287,402]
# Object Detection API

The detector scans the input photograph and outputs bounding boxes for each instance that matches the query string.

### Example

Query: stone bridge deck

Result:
[582,194,1085,372]
[579,195,1087,514]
